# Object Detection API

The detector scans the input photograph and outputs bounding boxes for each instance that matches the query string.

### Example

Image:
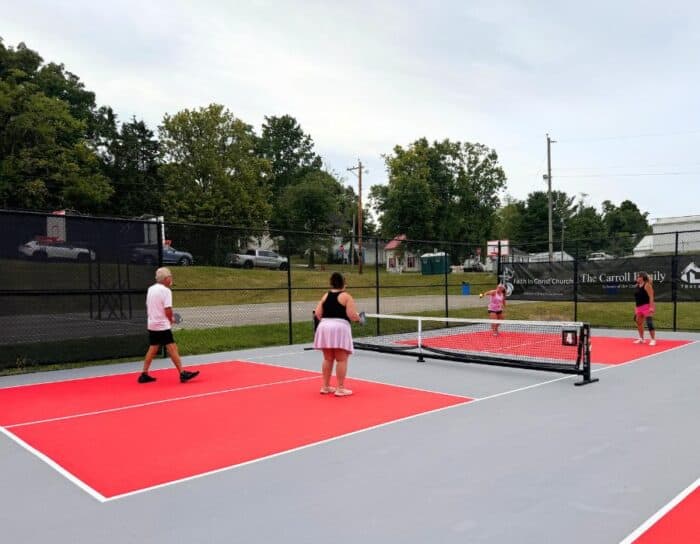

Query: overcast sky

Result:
[3,0,699,222]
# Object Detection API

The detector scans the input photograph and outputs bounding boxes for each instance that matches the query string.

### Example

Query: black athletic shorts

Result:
[148,329,175,346]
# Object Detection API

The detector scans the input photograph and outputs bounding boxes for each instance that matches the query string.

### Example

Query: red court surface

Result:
[399,332,691,366]
[588,337,692,365]
[400,331,579,361]
[0,360,470,500]
[632,484,700,543]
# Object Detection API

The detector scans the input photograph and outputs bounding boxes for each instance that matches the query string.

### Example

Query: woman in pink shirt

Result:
[483,284,507,336]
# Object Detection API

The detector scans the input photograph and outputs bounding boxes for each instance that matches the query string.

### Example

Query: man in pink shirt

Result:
[138,267,200,383]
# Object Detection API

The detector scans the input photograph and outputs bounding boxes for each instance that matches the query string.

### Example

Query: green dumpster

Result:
[420,253,451,275]
[420,254,433,275]
[431,253,450,274]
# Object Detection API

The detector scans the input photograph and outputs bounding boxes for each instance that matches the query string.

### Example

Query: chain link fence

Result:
[2,210,699,370]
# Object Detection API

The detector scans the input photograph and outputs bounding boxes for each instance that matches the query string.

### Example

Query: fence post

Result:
[574,240,579,321]
[673,231,679,331]
[444,249,449,319]
[497,241,502,284]
[375,237,380,336]
[156,219,164,268]
[286,236,293,345]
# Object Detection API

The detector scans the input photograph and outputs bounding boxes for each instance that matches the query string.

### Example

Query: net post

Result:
[575,324,598,386]
[417,317,425,362]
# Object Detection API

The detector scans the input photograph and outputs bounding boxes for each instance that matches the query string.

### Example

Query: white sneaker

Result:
[633,338,645,344]
[649,339,657,346]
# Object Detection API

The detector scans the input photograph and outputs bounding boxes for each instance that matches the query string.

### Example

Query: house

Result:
[633,215,700,256]
[384,234,420,273]
[327,237,385,266]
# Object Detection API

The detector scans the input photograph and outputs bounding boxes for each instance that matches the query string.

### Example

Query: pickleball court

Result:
[1,327,698,543]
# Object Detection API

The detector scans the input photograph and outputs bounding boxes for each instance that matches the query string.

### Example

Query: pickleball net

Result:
[354,313,598,386]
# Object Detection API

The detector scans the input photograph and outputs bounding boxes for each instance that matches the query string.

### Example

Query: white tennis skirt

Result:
[313,318,354,353]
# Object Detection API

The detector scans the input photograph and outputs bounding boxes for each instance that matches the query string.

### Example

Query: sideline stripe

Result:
[5,375,318,428]
[619,476,700,544]
[0,426,108,503]
[591,340,697,373]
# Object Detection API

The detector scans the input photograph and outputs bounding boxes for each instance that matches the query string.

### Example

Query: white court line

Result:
[101,398,471,502]
[5,375,318,428]
[590,340,698,374]
[103,371,579,501]
[2,339,697,502]
[234,358,473,400]
[0,426,108,503]
[1,356,562,503]
[0,356,282,390]
[618,476,700,544]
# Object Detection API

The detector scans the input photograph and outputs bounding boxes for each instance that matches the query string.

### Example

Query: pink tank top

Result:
[488,292,505,312]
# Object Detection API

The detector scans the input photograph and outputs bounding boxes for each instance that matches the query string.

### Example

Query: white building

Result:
[384,234,420,273]
[527,251,574,262]
[633,215,700,256]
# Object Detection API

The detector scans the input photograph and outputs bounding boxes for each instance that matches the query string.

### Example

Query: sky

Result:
[3,0,700,222]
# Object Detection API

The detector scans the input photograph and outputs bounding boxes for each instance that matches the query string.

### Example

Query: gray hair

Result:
[155,267,172,283]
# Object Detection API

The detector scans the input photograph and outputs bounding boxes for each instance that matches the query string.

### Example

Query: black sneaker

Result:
[180,370,200,383]
[138,373,156,383]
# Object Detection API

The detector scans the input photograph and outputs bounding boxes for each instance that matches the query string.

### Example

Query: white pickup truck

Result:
[227,249,289,270]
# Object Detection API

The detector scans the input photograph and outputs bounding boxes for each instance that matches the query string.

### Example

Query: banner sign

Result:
[504,256,700,302]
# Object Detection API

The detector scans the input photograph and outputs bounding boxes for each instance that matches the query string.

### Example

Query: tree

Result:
[514,190,575,253]
[0,39,113,211]
[104,117,164,217]
[493,195,526,242]
[34,62,97,127]
[276,169,345,266]
[602,200,650,255]
[158,104,272,227]
[566,195,606,257]
[375,138,506,257]
[0,79,112,210]
[256,114,322,222]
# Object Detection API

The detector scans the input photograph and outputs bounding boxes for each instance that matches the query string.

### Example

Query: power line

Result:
[556,161,700,171]
[557,129,700,143]
[556,171,700,178]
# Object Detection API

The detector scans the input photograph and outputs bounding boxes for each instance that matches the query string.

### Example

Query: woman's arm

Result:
[314,293,328,319]
[645,283,655,309]
[340,293,361,322]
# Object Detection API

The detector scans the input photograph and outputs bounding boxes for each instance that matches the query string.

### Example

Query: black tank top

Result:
[322,291,349,322]
[634,284,650,307]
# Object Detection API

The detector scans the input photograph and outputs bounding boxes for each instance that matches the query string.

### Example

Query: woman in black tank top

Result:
[633,272,656,346]
[312,272,362,396]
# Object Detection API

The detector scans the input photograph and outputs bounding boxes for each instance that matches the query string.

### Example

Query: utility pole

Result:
[545,133,556,262]
[560,218,565,260]
[347,159,365,274]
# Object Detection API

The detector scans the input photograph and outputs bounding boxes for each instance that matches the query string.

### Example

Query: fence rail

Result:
[2,209,698,369]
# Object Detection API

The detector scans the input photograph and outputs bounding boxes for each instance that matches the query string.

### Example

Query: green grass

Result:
[170,266,494,306]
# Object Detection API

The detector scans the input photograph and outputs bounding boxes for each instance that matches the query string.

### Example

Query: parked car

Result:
[227,248,289,270]
[130,245,194,266]
[462,257,485,272]
[18,239,96,262]
[588,251,616,261]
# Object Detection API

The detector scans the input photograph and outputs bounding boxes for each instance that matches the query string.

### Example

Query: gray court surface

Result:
[1,327,698,544]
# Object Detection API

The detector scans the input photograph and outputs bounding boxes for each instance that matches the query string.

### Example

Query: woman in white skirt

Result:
[313,272,362,397]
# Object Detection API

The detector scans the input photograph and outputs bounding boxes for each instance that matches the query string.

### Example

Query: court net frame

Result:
[354,313,598,386]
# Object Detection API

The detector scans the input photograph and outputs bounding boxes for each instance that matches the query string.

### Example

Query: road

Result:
[175,295,530,329]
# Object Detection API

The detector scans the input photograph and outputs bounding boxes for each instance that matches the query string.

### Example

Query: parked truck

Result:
[227,248,289,270]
